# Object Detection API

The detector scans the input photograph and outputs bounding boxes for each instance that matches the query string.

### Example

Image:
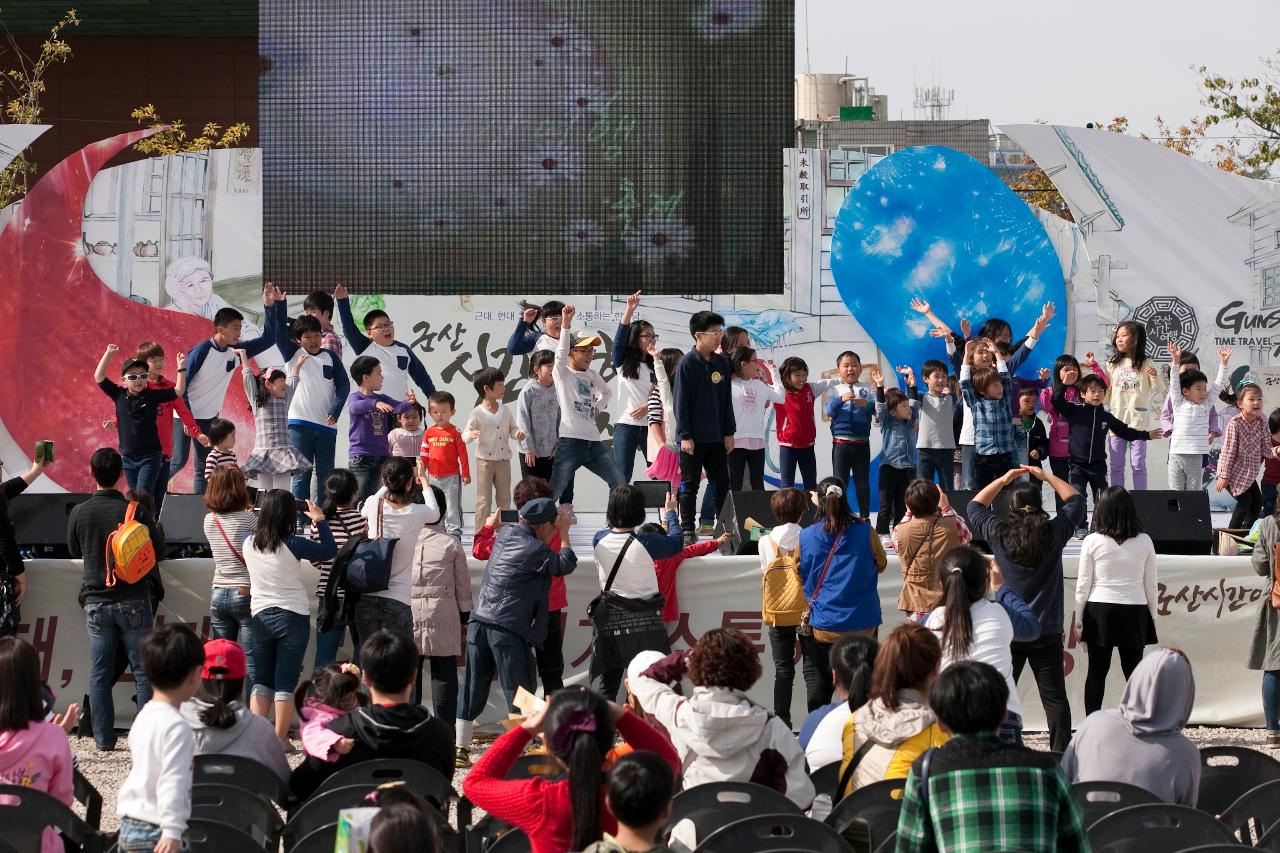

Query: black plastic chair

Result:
[871,832,896,853]
[314,758,455,810]
[1217,778,1280,845]
[283,783,373,850]
[486,829,532,853]
[824,777,905,853]
[663,781,804,853]
[809,762,840,801]
[1087,803,1235,852]
[1260,820,1280,851]
[185,818,263,852]
[507,753,567,782]
[0,783,101,853]
[193,753,290,807]
[73,768,102,830]
[290,823,338,853]
[1196,746,1280,817]
[1172,846,1255,852]
[1071,780,1162,829]
[191,783,284,850]
[694,813,854,853]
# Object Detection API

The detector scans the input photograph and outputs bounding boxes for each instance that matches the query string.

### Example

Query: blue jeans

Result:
[457,621,537,721]
[916,448,953,492]
[209,587,256,687]
[118,816,173,852]
[1264,670,1280,732]
[314,613,360,670]
[350,455,387,508]
[290,425,337,502]
[698,480,718,526]
[85,598,153,749]
[1264,483,1278,517]
[549,438,623,501]
[249,607,310,703]
[998,710,1024,746]
[123,451,165,499]
[171,417,215,494]
[612,423,648,484]
[961,444,976,490]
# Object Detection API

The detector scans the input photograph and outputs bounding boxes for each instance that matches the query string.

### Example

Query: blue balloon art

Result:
[831,146,1066,383]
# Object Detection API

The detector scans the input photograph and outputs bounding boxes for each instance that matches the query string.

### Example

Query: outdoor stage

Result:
[14,511,1265,731]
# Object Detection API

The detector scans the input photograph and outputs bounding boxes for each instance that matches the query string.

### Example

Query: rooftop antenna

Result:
[803,0,812,74]
[914,83,954,121]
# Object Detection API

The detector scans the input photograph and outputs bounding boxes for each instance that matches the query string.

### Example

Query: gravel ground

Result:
[70,724,1278,834]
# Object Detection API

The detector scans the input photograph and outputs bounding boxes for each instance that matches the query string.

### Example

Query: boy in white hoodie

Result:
[758,488,808,729]
[630,628,815,851]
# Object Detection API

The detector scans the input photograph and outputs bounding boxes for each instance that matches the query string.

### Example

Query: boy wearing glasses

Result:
[674,311,735,545]
[334,284,436,403]
[96,344,208,499]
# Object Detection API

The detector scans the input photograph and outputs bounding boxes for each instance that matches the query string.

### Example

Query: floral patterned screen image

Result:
[259,0,792,295]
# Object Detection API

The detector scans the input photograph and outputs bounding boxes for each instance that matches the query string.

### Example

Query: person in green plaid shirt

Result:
[895,660,1089,852]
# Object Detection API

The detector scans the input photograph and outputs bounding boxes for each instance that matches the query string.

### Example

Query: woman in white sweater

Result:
[1075,486,1159,715]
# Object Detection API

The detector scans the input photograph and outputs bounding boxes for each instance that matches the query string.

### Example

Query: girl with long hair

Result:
[924,546,1039,745]
[462,687,679,853]
[643,345,686,490]
[1041,351,1108,509]
[611,291,656,483]
[967,464,1083,753]
[797,478,886,711]
[237,349,313,491]
[1105,320,1164,489]
[313,468,367,669]
[1076,486,1158,715]
[801,633,879,773]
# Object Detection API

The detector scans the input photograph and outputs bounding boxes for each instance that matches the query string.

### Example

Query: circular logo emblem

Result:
[710,371,723,384]
[1131,297,1198,363]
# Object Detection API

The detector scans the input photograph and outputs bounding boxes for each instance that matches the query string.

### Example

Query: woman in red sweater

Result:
[462,687,679,853]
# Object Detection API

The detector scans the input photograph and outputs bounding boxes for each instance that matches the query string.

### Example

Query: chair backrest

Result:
[73,767,103,830]
[1087,803,1236,852]
[283,784,374,850]
[1260,820,1280,852]
[1218,778,1280,845]
[0,783,95,852]
[1170,846,1255,852]
[664,781,804,852]
[1197,747,1280,817]
[185,818,262,853]
[809,762,840,801]
[486,829,533,853]
[871,831,896,853]
[506,753,567,782]
[290,822,338,853]
[694,813,854,853]
[314,758,456,810]
[1071,780,1163,829]
[823,777,905,853]
[193,753,290,806]
[191,783,285,850]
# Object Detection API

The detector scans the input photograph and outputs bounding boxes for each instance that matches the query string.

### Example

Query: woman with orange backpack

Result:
[759,487,809,729]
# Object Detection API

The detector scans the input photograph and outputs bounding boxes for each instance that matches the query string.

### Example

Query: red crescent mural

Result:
[0,130,257,492]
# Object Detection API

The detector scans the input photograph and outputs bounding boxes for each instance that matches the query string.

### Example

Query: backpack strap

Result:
[124,500,138,525]
[917,746,938,814]
[836,726,876,800]
[602,535,636,594]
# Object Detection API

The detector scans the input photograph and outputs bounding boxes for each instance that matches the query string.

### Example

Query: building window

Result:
[1275,228,1280,249]
[166,152,210,263]
[1264,265,1280,308]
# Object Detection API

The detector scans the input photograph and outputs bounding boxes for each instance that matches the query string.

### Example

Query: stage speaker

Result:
[8,493,91,552]
[947,490,1009,552]
[1131,490,1212,555]
[158,494,210,553]
[713,490,817,556]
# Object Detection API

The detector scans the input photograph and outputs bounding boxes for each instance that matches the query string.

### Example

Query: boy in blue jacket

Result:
[825,351,876,517]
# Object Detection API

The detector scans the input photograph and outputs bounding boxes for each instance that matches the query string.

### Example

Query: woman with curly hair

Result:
[630,628,815,815]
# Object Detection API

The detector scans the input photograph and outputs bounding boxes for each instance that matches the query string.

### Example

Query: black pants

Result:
[832,441,871,517]
[521,455,573,504]
[876,465,912,534]
[799,633,834,713]
[1011,633,1072,753]
[1069,460,1106,510]
[1083,642,1144,716]
[1049,457,1070,511]
[414,655,458,727]
[679,442,729,533]
[916,448,953,493]
[973,452,1013,490]
[1230,482,1263,530]
[537,610,565,694]
[767,625,797,728]
[728,447,766,491]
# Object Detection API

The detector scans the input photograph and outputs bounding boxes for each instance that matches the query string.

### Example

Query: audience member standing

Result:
[200,466,258,688]
[1249,505,1280,747]
[0,453,50,636]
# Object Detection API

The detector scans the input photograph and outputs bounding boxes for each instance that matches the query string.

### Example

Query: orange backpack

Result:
[105,501,156,587]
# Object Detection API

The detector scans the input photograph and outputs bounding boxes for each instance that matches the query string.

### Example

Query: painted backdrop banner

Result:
[15,554,1268,729]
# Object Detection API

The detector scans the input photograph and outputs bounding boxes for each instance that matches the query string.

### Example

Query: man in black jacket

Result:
[0,453,52,635]
[67,447,165,750]
[290,629,454,801]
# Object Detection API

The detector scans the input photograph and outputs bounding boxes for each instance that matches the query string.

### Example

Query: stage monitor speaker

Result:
[1131,490,1212,555]
[714,490,818,556]
[8,493,91,551]
[158,494,210,551]
[947,491,1009,552]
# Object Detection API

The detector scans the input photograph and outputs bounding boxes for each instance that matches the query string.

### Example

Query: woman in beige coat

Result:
[411,484,474,728]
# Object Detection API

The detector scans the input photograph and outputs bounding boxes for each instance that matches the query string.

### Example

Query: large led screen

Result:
[260,0,793,295]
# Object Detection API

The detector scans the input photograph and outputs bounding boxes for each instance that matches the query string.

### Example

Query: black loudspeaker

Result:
[947,490,1009,552]
[8,493,91,553]
[1131,490,1212,555]
[713,490,818,556]
[158,494,210,552]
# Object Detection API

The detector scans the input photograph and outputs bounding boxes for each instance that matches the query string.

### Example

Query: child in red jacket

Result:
[472,476,568,695]
[772,356,840,490]
[638,522,729,623]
